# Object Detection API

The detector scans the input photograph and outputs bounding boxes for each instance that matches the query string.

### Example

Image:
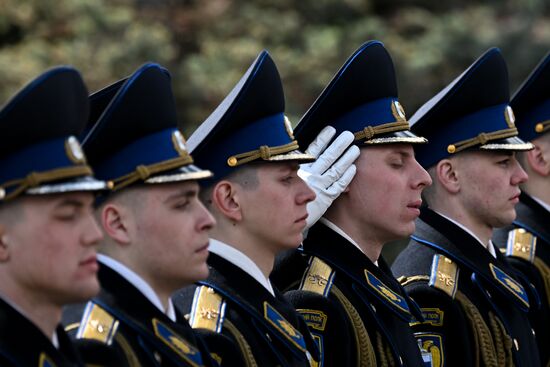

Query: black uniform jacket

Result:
[63,264,214,367]
[271,221,426,367]
[0,297,82,367]
[392,207,540,367]
[173,252,320,367]
[493,192,550,366]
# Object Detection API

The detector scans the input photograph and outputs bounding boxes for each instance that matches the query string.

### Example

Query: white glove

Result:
[299,126,360,230]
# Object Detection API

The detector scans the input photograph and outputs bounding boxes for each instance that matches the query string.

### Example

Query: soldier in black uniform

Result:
[172,51,322,367]
[271,41,433,367]
[392,48,541,367]
[0,67,109,365]
[493,52,550,367]
[62,63,222,366]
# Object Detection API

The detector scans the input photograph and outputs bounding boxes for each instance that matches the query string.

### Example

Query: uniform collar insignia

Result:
[364,269,411,315]
[152,318,204,367]
[488,263,529,308]
[263,301,306,352]
[39,352,57,367]
[506,228,537,263]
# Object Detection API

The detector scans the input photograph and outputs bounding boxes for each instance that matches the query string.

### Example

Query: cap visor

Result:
[363,130,428,145]
[480,136,534,152]
[26,176,109,195]
[144,164,213,184]
[265,150,315,163]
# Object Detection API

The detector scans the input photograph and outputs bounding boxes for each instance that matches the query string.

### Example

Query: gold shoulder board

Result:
[506,228,537,263]
[189,286,226,332]
[429,254,459,299]
[76,302,119,345]
[299,256,335,297]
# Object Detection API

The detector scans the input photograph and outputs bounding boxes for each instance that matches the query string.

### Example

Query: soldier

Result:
[392,48,540,367]
[172,50,349,366]
[62,63,221,366]
[0,67,108,365]
[493,52,550,366]
[271,41,432,367]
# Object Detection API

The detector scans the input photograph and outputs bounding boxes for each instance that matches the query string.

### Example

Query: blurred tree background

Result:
[1,0,549,261]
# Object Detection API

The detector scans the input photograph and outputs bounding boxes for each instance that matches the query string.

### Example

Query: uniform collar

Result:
[530,195,550,213]
[208,238,275,296]
[97,254,176,321]
[303,222,415,320]
[319,218,379,266]
[415,208,531,311]
[433,210,497,258]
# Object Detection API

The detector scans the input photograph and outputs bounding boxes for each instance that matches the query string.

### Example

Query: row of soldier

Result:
[0,40,548,367]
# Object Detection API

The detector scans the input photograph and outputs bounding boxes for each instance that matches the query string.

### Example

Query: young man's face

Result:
[3,192,103,306]
[455,150,528,228]
[238,162,315,253]
[346,144,431,242]
[127,181,215,292]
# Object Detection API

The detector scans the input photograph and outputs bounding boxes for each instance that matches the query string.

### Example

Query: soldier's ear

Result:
[435,159,460,194]
[525,142,550,177]
[101,203,131,246]
[211,180,243,222]
[0,227,10,262]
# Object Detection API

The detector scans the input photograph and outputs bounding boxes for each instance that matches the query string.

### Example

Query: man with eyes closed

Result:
[270,41,432,367]
[61,63,222,367]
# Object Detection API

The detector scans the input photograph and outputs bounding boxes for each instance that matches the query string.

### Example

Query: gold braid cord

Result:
[455,291,499,367]
[331,285,377,367]
[223,318,258,367]
[2,165,92,200]
[226,141,300,167]
[111,155,193,191]
[353,121,410,142]
[446,127,518,154]
[375,332,396,367]
[114,332,142,367]
[487,313,514,367]
[533,257,550,308]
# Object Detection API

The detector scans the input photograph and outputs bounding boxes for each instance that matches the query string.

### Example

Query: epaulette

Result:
[429,254,459,298]
[506,228,537,263]
[299,257,335,297]
[76,302,120,345]
[189,286,226,333]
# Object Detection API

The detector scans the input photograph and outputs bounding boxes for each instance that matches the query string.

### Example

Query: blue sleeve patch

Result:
[152,318,204,367]
[489,263,529,308]
[263,301,306,352]
[364,270,410,315]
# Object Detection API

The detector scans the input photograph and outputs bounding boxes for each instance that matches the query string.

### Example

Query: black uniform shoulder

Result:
[271,248,310,292]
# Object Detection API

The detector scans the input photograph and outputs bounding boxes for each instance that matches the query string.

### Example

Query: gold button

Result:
[447,144,456,154]
[227,157,238,167]
[535,123,544,133]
